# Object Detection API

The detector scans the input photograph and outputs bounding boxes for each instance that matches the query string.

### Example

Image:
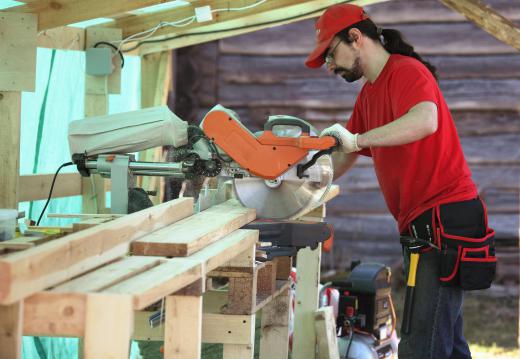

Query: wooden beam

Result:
[82,27,122,214]
[259,286,290,359]
[0,13,37,92]
[18,173,82,202]
[164,294,203,358]
[0,197,194,305]
[8,0,183,31]
[83,293,133,359]
[23,291,86,337]
[0,92,21,209]
[0,302,23,359]
[187,229,259,273]
[133,310,255,343]
[37,26,85,51]
[52,256,163,293]
[314,306,340,359]
[131,199,256,257]
[102,258,202,310]
[292,244,322,359]
[117,0,389,55]
[439,0,520,52]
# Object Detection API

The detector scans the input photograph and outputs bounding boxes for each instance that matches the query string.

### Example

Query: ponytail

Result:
[337,19,438,81]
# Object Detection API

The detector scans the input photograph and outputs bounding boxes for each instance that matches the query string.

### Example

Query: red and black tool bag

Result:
[435,198,497,290]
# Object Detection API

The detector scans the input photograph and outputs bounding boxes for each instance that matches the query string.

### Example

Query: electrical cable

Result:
[36,162,74,226]
[121,0,354,53]
[345,319,355,358]
[94,41,125,68]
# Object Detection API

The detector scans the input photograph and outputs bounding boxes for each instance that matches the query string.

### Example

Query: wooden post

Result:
[291,245,322,359]
[83,294,133,359]
[315,306,340,359]
[138,51,173,204]
[164,294,203,358]
[82,27,122,214]
[259,286,291,359]
[0,12,37,359]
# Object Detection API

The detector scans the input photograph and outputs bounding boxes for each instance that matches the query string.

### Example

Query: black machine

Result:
[327,262,398,358]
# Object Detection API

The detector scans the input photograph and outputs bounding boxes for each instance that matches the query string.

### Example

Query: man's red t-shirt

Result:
[346,54,477,234]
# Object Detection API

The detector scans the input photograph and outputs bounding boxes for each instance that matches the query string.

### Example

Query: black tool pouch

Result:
[436,198,497,290]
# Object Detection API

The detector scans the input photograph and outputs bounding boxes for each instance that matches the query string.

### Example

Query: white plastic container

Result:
[0,209,17,242]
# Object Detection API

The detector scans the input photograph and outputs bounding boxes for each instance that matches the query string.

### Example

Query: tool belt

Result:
[403,197,496,291]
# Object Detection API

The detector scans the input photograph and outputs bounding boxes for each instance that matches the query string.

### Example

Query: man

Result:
[306,4,496,359]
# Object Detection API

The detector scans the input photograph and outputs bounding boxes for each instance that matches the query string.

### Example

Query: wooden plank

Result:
[0,302,23,359]
[218,77,520,111]
[0,197,194,304]
[0,92,21,209]
[439,0,520,52]
[37,26,85,51]
[83,293,133,359]
[315,306,340,359]
[132,199,256,257]
[23,291,86,337]
[203,313,255,345]
[292,245,322,359]
[102,258,202,310]
[164,295,202,358]
[52,256,163,293]
[259,286,290,359]
[18,173,82,202]
[219,20,517,56]
[72,217,112,232]
[218,54,520,83]
[122,0,389,55]
[132,311,255,344]
[8,0,175,31]
[0,13,37,92]
[188,229,259,272]
[367,0,520,24]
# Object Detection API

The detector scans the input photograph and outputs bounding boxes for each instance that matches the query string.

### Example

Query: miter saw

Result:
[67,104,336,218]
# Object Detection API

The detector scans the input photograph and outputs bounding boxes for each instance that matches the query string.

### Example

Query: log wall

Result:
[173,0,520,281]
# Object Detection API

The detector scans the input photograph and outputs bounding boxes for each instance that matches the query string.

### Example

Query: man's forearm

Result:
[357,101,438,148]
[331,151,358,180]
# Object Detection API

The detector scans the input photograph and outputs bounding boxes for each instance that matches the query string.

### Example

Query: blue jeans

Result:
[398,249,472,359]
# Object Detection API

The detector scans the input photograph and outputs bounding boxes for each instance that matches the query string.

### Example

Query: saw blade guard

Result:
[233,120,333,220]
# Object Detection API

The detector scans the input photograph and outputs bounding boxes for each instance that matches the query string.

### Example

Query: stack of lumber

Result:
[0,198,277,358]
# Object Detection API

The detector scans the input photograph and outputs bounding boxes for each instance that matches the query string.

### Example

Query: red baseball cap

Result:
[305,4,369,68]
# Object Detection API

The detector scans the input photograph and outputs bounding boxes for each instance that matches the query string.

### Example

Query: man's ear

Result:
[348,28,363,48]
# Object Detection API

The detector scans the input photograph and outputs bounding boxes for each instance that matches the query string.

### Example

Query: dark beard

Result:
[334,57,362,83]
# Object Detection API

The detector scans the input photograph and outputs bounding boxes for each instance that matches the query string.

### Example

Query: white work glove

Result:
[320,123,361,153]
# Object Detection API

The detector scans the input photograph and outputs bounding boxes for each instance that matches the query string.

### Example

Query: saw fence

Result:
[0,191,338,359]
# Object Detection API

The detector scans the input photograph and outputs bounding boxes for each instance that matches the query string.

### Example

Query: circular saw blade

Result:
[234,154,333,219]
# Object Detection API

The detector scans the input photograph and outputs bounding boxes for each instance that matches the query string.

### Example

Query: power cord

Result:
[36,162,74,226]
[345,318,355,358]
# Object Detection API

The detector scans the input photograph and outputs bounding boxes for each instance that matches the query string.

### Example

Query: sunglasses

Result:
[325,40,342,66]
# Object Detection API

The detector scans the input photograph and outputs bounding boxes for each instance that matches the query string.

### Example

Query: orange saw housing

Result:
[201,109,336,180]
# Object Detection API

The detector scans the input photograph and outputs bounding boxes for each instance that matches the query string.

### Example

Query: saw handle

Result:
[296,137,339,178]
[264,117,311,134]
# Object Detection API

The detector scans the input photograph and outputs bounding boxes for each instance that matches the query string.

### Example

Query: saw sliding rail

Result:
[84,159,187,178]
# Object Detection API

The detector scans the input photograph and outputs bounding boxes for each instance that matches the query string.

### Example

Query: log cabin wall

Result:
[172,0,520,281]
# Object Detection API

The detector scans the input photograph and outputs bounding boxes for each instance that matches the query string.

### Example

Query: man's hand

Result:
[320,123,361,153]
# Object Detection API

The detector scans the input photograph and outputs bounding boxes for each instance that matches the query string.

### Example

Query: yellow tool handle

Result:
[407,252,420,287]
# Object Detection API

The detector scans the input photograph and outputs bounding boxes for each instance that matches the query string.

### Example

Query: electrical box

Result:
[86,47,114,76]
